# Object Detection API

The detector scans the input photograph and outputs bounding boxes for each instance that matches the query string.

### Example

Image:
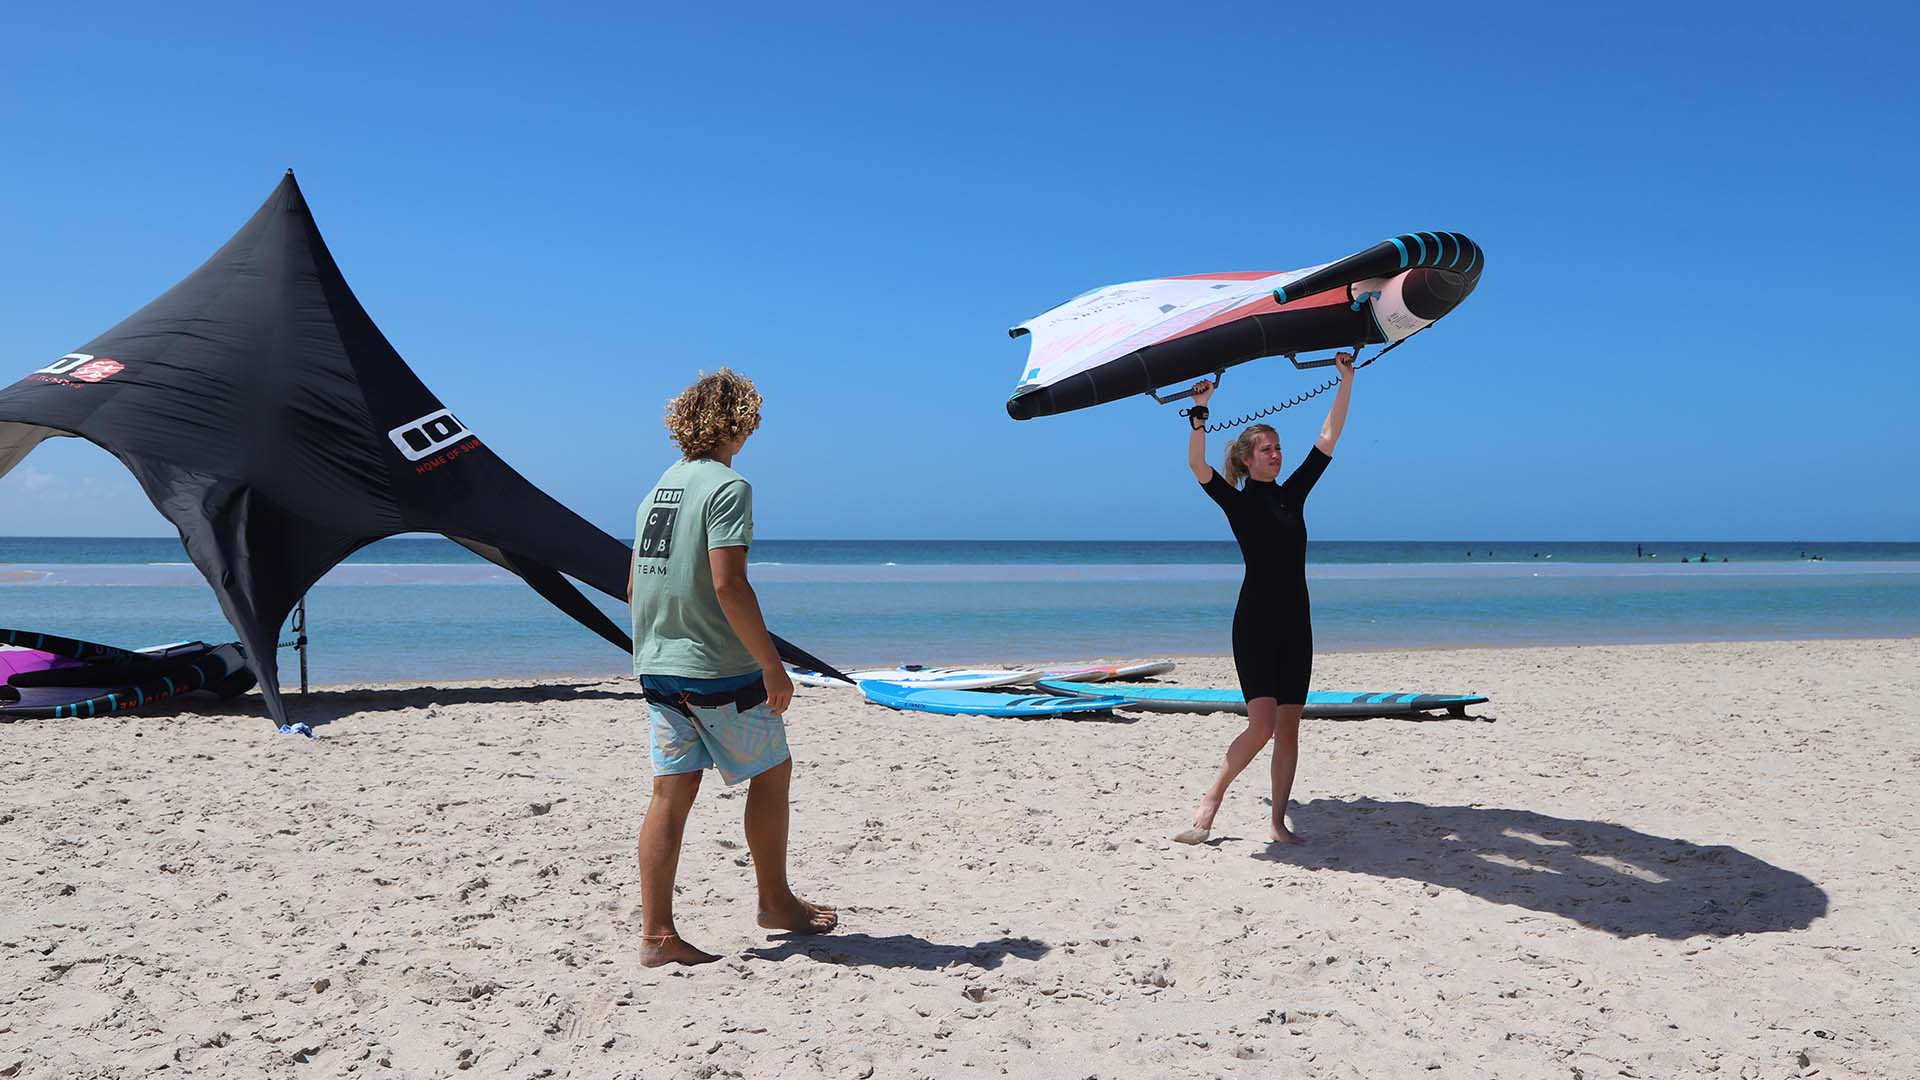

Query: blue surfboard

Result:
[859,680,1134,718]
[1034,679,1486,718]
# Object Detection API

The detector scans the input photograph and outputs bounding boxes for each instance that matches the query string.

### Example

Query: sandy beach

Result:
[2,636,1916,1078]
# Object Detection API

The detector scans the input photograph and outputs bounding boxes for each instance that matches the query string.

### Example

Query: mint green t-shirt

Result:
[630,458,759,678]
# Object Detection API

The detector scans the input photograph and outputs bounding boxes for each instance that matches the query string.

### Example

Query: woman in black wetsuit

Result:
[1174,353,1355,846]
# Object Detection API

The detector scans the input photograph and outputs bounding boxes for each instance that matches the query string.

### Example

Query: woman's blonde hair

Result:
[664,368,763,459]
[1222,424,1277,487]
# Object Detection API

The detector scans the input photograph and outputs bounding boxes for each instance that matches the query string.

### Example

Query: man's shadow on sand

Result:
[1254,797,1827,940]
[746,933,1050,971]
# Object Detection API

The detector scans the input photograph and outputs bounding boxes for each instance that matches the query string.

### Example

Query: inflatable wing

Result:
[2,628,255,720]
[1006,232,1483,420]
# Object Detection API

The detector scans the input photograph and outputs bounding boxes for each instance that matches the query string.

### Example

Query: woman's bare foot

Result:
[1268,822,1307,845]
[758,894,838,935]
[639,932,721,968]
[1174,793,1225,844]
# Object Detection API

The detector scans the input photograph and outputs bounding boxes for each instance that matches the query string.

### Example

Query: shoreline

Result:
[218,632,1920,696]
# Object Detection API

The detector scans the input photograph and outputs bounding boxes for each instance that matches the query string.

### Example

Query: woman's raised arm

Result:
[1186,379,1216,483]
[1315,353,1356,455]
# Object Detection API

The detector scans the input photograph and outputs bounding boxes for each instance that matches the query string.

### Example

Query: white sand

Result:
[2,637,1916,1079]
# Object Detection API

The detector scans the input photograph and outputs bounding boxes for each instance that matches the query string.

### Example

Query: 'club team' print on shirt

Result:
[637,488,683,574]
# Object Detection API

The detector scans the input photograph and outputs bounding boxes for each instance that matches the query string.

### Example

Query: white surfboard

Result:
[787,664,1042,690]
[1040,659,1177,683]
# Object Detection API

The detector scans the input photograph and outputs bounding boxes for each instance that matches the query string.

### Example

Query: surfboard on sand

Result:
[1039,659,1177,683]
[1034,679,1487,718]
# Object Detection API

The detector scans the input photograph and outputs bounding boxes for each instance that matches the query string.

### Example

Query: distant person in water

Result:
[628,368,836,967]
[1174,353,1356,846]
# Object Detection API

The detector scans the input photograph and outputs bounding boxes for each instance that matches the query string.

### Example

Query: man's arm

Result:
[709,545,794,715]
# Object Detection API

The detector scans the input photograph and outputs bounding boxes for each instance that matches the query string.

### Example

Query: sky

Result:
[1,1,1915,541]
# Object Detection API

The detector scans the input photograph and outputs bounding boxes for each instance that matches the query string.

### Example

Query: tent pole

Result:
[295,594,309,694]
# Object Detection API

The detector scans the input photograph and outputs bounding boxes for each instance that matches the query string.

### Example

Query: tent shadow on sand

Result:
[152,681,644,727]
[746,933,1051,971]
[1255,797,1827,939]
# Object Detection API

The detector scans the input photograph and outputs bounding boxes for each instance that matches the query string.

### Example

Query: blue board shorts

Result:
[640,671,789,785]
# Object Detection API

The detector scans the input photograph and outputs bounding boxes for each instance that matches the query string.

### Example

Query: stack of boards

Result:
[0,628,255,720]
[785,659,1487,720]
[859,680,1134,718]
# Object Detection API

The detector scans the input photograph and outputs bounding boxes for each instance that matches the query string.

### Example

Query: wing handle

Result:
[1146,368,1225,405]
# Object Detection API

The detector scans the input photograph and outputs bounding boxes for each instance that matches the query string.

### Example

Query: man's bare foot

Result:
[758,894,838,935]
[1172,826,1210,845]
[1268,823,1307,845]
[639,932,721,967]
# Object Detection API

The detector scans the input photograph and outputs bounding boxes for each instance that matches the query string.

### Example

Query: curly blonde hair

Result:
[664,368,763,459]
[1222,424,1277,487]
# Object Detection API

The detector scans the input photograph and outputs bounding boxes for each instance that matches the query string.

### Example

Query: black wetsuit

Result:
[1201,446,1331,704]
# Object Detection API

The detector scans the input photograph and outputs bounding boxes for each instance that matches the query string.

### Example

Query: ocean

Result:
[3,538,1918,686]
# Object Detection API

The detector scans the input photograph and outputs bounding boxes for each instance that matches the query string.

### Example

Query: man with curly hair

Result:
[627,368,837,966]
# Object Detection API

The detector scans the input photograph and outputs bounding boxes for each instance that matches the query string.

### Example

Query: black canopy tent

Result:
[0,172,844,725]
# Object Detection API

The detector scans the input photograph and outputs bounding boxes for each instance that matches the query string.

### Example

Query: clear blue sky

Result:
[3,2,1915,540]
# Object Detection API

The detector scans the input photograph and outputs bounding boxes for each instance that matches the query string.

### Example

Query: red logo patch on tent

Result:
[69,359,125,383]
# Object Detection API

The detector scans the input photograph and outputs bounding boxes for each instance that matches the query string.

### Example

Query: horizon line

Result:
[2,535,1916,545]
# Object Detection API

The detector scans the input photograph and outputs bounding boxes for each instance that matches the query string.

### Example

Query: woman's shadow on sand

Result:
[1254,797,1827,939]
[745,933,1051,971]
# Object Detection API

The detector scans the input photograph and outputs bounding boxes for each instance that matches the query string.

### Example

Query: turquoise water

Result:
[4,537,1918,685]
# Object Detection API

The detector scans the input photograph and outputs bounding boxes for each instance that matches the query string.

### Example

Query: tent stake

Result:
[294,595,309,694]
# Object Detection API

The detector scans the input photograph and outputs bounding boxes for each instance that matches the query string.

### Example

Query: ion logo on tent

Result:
[388,409,470,461]
[33,353,125,382]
